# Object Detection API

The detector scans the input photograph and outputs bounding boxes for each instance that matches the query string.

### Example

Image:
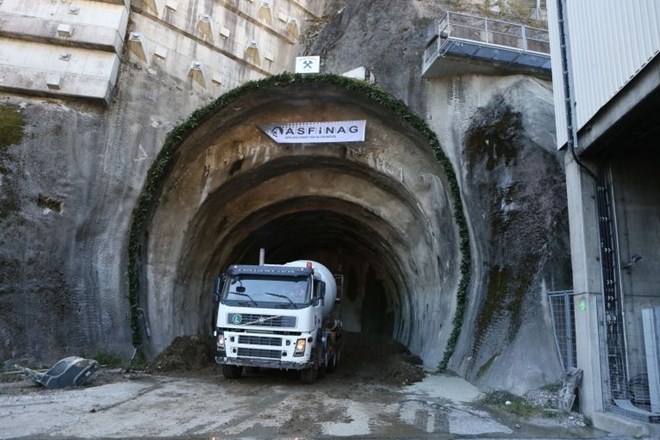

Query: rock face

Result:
[0,68,211,360]
[306,0,569,392]
[447,80,570,392]
[0,0,569,396]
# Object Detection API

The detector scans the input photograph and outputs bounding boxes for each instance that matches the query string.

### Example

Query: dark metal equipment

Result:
[15,357,100,389]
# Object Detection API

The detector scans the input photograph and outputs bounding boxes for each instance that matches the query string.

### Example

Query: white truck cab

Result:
[213,261,341,383]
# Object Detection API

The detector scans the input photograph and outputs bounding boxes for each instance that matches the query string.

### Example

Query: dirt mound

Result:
[337,332,425,386]
[147,335,214,373]
[147,333,425,386]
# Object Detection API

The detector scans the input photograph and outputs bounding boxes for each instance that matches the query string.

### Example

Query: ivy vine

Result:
[127,73,471,370]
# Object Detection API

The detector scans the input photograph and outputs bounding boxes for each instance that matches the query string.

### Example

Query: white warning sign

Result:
[295,56,320,73]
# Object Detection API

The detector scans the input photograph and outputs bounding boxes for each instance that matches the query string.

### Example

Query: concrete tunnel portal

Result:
[136,77,465,367]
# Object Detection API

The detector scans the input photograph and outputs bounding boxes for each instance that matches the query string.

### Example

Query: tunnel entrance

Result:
[132,75,466,368]
[228,207,399,336]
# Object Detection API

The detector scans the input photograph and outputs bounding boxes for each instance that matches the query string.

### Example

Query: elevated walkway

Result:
[422,12,551,79]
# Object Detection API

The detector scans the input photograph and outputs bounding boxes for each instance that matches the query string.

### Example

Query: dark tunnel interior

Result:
[224,209,401,336]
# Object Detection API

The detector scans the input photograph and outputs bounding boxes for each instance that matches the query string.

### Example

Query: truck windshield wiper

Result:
[264,292,295,308]
[229,291,258,306]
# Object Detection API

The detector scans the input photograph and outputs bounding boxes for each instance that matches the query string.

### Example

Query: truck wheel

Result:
[300,366,318,384]
[222,365,243,379]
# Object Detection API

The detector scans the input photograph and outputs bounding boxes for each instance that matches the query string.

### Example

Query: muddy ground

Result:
[146,333,425,386]
[1,335,611,439]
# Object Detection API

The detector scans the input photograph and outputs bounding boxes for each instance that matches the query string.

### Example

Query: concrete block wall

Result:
[0,0,322,105]
[128,0,323,95]
[0,0,129,104]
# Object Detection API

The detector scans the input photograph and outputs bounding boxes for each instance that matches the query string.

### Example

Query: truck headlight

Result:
[217,334,225,349]
[293,338,306,356]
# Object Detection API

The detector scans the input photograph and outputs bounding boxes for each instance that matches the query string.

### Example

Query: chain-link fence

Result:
[603,301,660,423]
[548,290,577,371]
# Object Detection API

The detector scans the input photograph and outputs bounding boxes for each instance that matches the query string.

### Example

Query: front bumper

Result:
[215,355,313,371]
[215,329,316,370]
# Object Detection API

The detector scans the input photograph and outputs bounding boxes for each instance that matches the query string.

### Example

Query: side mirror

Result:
[212,276,224,303]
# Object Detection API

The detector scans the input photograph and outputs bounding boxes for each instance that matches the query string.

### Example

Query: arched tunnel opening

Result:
[134,76,466,372]
[225,206,400,337]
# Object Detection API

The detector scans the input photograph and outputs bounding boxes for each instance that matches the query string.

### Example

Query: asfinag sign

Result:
[260,120,366,144]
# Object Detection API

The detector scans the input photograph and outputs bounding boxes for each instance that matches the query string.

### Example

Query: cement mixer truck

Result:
[212,260,342,383]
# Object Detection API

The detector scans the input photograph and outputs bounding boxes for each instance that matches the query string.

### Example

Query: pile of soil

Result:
[147,335,215,373]
[337,332,425,386]
[147,332,425,386]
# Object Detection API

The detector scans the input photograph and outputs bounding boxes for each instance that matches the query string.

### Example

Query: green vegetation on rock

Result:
[0,105,25,151]
[463,97,538,355]
[477,353,497,378]
[0,106,23,220]
[483,390,538,417]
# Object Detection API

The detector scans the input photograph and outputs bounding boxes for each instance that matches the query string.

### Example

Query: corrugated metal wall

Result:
[548,0,660,148]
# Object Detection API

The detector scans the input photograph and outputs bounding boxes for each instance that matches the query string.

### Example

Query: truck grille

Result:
[237,348,282,359]
[239,335,282,346]
[227,313,296,327]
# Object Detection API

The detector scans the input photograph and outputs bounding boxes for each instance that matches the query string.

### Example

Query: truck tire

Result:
[300,365,318,384]
[222,365,243,379]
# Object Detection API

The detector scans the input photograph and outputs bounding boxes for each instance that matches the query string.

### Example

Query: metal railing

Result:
[434,11,550,55]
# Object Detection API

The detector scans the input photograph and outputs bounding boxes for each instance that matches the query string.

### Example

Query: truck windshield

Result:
[223,275,310,308]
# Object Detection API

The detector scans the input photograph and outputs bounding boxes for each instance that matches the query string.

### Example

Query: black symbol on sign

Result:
[270,126,283,137]
[303,60,314,70]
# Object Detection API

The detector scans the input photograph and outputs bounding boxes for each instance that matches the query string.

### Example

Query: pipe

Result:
[556,0,597,180]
